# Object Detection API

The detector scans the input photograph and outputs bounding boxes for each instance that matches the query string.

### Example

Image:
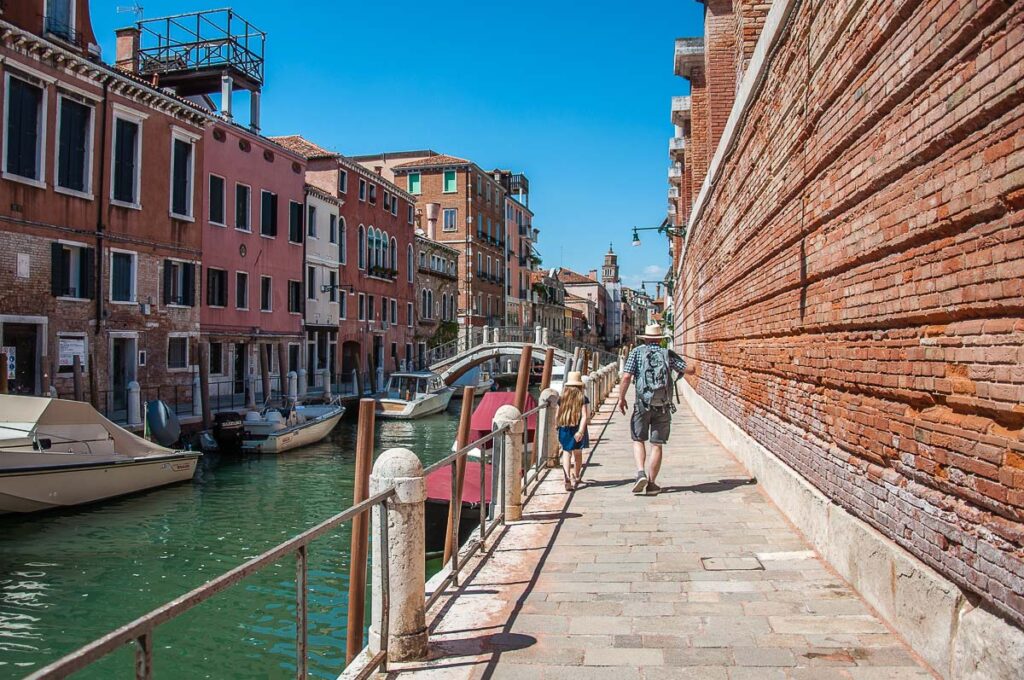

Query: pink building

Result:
[200,121,307,401]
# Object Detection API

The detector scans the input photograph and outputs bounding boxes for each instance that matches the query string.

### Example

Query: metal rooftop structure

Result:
[136,9,265,97]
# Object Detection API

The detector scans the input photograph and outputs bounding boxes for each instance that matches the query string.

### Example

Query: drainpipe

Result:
[95,77,110,336]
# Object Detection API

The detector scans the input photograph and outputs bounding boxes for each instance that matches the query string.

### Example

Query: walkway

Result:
[386,386,934,679]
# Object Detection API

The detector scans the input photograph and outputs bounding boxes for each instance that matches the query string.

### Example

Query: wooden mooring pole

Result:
[443,386,476,565]
[540,347,554,391]
[0,353,8,394]
[346,398,376,664]
[514,344,533,413]
[72,354,84,401]
[198,342,213,429]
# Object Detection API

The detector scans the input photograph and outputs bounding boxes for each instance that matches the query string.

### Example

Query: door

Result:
[3,323,38,394]
[233,343,246,394]
[111,337,136,410]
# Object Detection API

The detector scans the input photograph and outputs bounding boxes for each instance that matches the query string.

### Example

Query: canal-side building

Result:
[529,270,566,337]
[0,4,207,414]
[271,136,418,382]
[413,207,459,367]
[502,176,536,329]
[303,185,342,388]
[565,294,598,345]
[199,120,307,403]
[556,267,609,346]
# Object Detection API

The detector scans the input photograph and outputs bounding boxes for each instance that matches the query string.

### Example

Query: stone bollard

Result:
[127,381,142,426]
[351,369,358,396]
[483,326,491,344]
[542,327,549,346]
[538,388,560,468]
[192,373,203,417]
[534,325,543,345]
[369,448,428,662]
[495,404,525,521]
[322,369,332,400]
[493,326,501,343]
[583,375,593,412]
[297,368,307,398]
[247,374,258,409]
[287,371,298,404]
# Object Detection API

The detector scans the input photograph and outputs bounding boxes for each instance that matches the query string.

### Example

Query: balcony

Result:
[671,95,691,126]
[44,15,80,45]
[668,163,682,180]
[669,136,686,160]
[674,38,704,79]
[668,185,680,199]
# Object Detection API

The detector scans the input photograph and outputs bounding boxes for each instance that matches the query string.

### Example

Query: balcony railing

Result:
[668,164,682,180]
[44,16,80,44]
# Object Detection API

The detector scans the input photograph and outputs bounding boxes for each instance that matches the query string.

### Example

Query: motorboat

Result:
[375,372,455,419]
[0,395,200,514]
[451,367,495,399]
[548,364,565,393]
[240,400,345,454]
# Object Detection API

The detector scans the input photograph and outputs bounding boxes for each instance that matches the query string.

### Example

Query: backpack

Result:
[637,346,672,409]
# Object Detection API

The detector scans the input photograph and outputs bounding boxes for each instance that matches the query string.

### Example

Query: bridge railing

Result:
[22,367,621,680]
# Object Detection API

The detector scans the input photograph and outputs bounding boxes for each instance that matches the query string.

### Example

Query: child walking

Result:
[557,371,591,491]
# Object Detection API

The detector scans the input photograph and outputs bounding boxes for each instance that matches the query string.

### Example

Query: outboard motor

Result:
[145,400,182,447]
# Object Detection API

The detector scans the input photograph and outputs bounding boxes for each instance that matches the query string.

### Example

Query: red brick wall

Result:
[734,1,772,82]
[704,0,738,153]
[681,0,1024,626]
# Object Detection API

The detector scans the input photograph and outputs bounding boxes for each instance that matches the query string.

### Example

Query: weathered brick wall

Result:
[704,0,738,153]
[680,0,1024,626]
[734,1,772,83]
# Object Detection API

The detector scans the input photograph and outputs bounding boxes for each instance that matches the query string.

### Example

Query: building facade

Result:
[303,185,342,388]
[556,268,609,346]
[413,222,459,368]
[503,183,536,329]
[529,270,566,336]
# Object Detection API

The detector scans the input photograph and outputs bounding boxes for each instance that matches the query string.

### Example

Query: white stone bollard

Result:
[127,381,142,426]
[542,328,549,346]
[297,368,307,398]
[493,326,501,343]
[482,326,491,344]
[287,371,298,404]
[495,404,525,521]
[322,369,332,400]
[538,388,560,468]
[583,375,594,412]
[534,325,543,345]
[247,374,258,409]
[192,373,203,417]
[369,448,428,662]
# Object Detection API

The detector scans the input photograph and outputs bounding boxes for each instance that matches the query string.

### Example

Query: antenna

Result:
[116,2,144,21]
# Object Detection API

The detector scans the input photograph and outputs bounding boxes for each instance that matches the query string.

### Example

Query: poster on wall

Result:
[1,347,15,377]
[58,337,87,367]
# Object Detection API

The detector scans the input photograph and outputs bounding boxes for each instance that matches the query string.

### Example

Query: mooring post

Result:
[321,368,332,401]
[538,388,560,468]
[443,386,476,565]
[199,342,213,428]
[542,327,549,346]
[277,342,289,402]
[0,352,8,395]
[192,372,203,417]
[369,448,428,662]
[583,375,593,413]
[495,404,525,521]
[259,344,272,404]
[347,399,376,664]
[127,381,142,426]
[287,371,298,404]
[514,344,532,413]
[540,348,554,390]
[534,325,542,345]
[297,368,307,398]
[72,354,84,401]
[246,373,258,410]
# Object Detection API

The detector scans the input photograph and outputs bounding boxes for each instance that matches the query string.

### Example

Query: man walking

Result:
[617,324,686,495]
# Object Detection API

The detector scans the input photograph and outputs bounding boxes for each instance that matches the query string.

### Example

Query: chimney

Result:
[374,165,383,176]
[588,269,598,281]
[425,203,440,240]
[114,27,140,74]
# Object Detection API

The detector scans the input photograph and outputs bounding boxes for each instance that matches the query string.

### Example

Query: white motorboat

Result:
[375,372,455,419]
[549,364,566,394]
[0,395,200,514]
[451,367,495,399]
[240,401,345,454]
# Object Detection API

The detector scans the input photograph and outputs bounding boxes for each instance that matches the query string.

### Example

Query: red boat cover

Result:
[469,392,538,442]
[426,461,492,505]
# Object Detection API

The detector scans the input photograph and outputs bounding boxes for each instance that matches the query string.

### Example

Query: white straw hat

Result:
[564,371,584,387]
[638,323,665,339]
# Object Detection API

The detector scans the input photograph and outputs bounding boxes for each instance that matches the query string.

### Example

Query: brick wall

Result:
[734,1,772,83]
[680,0,1024,626]
[704,0,738,153]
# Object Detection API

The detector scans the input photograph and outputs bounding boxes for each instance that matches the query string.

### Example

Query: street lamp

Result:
[631,223,686,247]
[321,283,357,295]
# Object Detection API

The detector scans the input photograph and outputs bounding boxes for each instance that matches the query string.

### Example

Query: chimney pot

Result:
[114,27,140,74]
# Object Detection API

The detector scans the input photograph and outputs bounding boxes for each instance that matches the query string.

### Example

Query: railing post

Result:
[127,381,142,426]
[494,405,524,521]
[538,388,560,468]
[369,448,428,662]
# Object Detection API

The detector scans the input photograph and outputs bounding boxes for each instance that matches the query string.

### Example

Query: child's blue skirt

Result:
[558,425,589,451]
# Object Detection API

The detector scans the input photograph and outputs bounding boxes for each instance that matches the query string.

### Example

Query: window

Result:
[407,172,421,194]
[477,214,483,237]
[328,270,338,303]
[307,265,317,300]
[4,74,45,183]
[167,336,189,370]
[56,95,93,195]
[476,175,482,195]
[407,302,413,327]
[390,298,397,324]
[110,116,149,209]
[368,184,377,204]
[164,260,196,306]
[329,214,337,244]
[209,342,224,375]
[110,251,135,302]
[261,190,278,236]
[205,267,227,307]
[51,242,94,299]
[407,245,414,282]
[338,169,348,193]
[235,271,249,310]
[339,219,347,264]
[358,178,366,201]
[170,134,195,218]
[421,289,429,318]
[383,190,390,210]
[443,170,457,193]
[339,291,347,319]
[307,205,317,238]
[358,293,365,320]
[357,225,365,269]
[390,195,398,216]
[260,276,272,311]
[408,205,414,225]
[443,208,457,232]
[391,238,398,275]
[208,175,225,225]
[45,0,75,40]
[235,184,251,231]
[381,297,387,324]
[288,280,301,313]
[289,201,304,243]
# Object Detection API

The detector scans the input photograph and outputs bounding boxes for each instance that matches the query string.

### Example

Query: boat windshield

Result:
[386,376,425,400]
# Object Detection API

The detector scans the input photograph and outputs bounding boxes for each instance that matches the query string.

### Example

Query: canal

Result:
[0,400,470,680]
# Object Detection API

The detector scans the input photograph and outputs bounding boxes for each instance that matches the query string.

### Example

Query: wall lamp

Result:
[631,223,686,247]
[321,283,357,295]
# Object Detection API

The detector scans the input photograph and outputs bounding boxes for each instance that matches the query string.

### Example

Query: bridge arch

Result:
[437,344,571,386]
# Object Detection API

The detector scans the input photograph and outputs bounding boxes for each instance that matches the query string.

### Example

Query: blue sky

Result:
[93,0,703,291]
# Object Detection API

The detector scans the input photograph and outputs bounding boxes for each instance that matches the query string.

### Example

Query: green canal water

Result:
[0,401,468,680]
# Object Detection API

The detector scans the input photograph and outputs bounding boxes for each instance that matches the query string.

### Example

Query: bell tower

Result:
[602,244,619,283]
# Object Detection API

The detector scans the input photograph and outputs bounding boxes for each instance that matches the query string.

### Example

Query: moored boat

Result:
[240,401,345,454]
[0,395,200,514]
[375,372,455,419]
[451,367,495,399]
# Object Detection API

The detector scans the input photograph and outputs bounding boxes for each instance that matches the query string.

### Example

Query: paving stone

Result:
[731,646,796,667]
[584,647,664,666]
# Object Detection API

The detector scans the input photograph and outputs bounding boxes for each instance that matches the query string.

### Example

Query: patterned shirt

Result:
[623,345,686,377]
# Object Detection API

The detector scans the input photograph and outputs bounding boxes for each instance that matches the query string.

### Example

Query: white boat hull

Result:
[451,379,494,398]
[0,454,200,514]
[376,388,455,420]
[241,408,344,454]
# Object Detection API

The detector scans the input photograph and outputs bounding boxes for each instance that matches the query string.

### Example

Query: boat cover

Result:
[426,460,492,505]
[469,392,538,443]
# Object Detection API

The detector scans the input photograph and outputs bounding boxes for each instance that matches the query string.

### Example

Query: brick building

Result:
[0,2,207,414]
[503,177,537,329]
[529,270,566,336]
[413,209,459,367]
[673,0,1024,671]
[556,267,609,345]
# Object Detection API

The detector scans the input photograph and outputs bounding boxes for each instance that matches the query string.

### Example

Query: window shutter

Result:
[183,263,196,306]
[81,248,95,299]
[163,259,173,305]
[172,139,190,215]
[270,194,279,236]
[51,242,65,296]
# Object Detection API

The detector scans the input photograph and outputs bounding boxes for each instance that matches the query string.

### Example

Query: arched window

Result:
[339,218,347,265]
[428,291,434,319]
[407,244,414,282]
[381,231,389,269]
[421,289,429,318]
[358,225,365,269]
[390,237,398,275]
[366,227,375,270]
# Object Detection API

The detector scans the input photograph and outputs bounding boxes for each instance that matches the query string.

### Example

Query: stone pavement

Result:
[385,386,935,679]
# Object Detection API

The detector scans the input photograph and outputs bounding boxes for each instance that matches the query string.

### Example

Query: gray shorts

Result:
[630,404,671,444]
